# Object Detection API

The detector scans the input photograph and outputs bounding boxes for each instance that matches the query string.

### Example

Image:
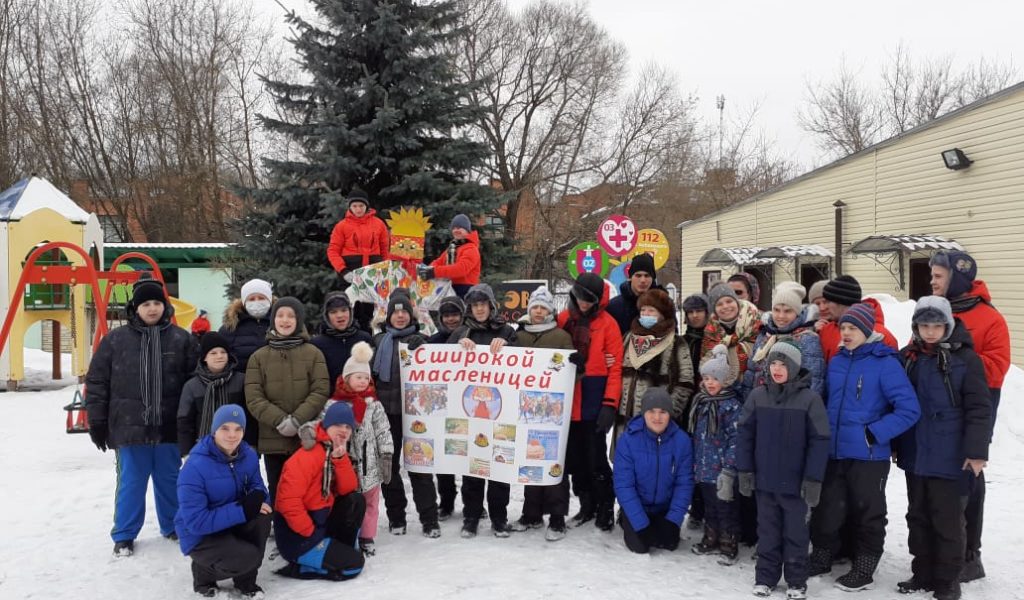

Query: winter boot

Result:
[510,516,544,532]
[438,506,453,522]
[193,583,218,597]
[686,516,704,531]
[359,538,376,556]
[388,521,407,535]
[235,581,265,599]
[808,546,833,576]
[595,501,615,531]
[786,585,808,599]
[492,520,512,538]
[113,540,134,558]
[545,516,567,542]
[834,554,881,592]
[570,493,595,528]
[897,576,933,594]
[932,582,962,600]
[164,531,178,541]
[691,527,720,555]
[717,533,740,565]
[460,518,479,539]
[752,584,774,597]
[958,553,985,583]
[422,521,441,538]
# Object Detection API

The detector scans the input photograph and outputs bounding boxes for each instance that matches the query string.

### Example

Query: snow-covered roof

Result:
[849,234,963,254]
[104,242,233,249]
[0,177,91,224]
[753,244,835,259]
[697,246,775,266]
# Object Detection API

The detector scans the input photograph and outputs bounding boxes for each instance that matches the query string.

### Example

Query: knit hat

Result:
[571,273,605,306]
[640,387,673,414]
[838,303,875,338]
[131,277,167,307]
[347,186,369,208]
[343,341,373,380]
[387,290,415,323]
[629,253,657,279]
[322,401,356,431]
[772,281,806,314]
[438,295,467,316]
[823,275,862,307]
[527,285,556,315]
[637,289,675,321]
[240,278,273,303]
[707,281,738,313]
[211,403,246,433]
[682,293,709,313]
[199,332,230,361]
[700,344,731,383]
[728,272,760,304]
[270,297,306,331]
[912,295,955,342]
[767,339,802,377]
[929,251,977,299]
[450,213,472,232]
[808,280,828,303]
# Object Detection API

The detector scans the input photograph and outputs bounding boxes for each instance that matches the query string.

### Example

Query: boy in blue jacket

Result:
[896,296,990,600]
[175,405,272,597]
[738,340,830,599]
[613,387,694,554]
[809,303,921,592]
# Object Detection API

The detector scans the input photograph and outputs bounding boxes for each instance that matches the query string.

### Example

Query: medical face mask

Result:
[245,299,271,319]
[638,315,659,329]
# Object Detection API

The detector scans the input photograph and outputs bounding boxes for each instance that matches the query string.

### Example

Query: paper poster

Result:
[399,344,577,485]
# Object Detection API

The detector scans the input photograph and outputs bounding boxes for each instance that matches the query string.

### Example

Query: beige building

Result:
[677,82,1024,366]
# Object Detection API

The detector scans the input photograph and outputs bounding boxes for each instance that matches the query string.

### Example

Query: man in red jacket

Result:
[817,275,899,363]
[417,214,481,298]
[930,250,1010,583]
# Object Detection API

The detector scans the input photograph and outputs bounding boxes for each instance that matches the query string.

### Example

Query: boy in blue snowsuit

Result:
[738,340,830,598]
[808,303,920,591]
[896,296,990,600]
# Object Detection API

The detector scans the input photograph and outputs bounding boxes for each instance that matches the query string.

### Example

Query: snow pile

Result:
[0,305,1021,599]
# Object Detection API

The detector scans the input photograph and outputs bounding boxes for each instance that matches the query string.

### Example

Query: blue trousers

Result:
[112,444,180,542]
[755,491,809,588]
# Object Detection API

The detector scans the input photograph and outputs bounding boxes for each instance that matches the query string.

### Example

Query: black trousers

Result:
[381,413,439,525]
[619,509,680,554]
[189,513,272,589]
[566,421,613,505]
[522,479,571,521]
[965,387,999,561]
[321,493,366,576]
[811,459,890,558]
[689,484,706,521]
[263,453,290,506]
[462,476,510,524]
[699,482,740,536]
[906,473,968,587]
[437,474,457,511]
[756,491,809,588]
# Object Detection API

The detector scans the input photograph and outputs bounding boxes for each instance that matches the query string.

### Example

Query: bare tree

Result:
[797,60,883,157]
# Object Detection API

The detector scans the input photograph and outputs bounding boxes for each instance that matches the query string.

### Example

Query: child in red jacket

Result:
[326,187,390,276]
[417,214,481,297]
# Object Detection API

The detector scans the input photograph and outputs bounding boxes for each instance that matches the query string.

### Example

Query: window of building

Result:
[98,215,127,242]
[702,270,721,293]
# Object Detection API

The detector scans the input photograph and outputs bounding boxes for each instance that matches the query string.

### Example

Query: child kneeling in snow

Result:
[274,402,366,581]
[737,340,830,599]
[300,341,393,556]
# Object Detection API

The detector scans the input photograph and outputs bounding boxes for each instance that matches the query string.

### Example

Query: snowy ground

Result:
[1,299,1022,599]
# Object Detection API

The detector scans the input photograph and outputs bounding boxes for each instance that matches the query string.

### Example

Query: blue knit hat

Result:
[211,404,246,433]
[839,303,875,338]
[450,213,472,232]
[323,401,356,430]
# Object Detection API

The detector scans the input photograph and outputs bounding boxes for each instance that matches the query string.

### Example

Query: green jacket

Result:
[515,325,574,351]
[245,342,329,455]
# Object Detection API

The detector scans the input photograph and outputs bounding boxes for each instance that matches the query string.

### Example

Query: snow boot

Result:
[388,521,407,535]
[691,527,719,555]
[510,517,544,532]
[422,521,441,538]
[570,493,595,528]
[897,576,933,594]
[492,520,512,538]
[359,538,376,556]
[932,582,962,600]
[235,581,264,599]
[113,540,134,558]
[834,554,881,592]
[786,585,808,599]
[958,554,985,583]
[808,546,832,576]
[717,533,740,565]
[460,518,479,539]
[193,583,218,597]
[545,516,567,542]
[438,506,453,522]
[752,584,774,597]
[164,531,178,541]
[595,501,615,531]
[686,516,704,531]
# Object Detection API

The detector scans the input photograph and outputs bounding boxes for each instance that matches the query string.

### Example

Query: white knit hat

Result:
[240,278,273,302]
[772,281,806,314]
[343,342,373,380]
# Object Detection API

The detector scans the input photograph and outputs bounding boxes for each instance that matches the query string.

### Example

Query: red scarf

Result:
[331,379,376,425]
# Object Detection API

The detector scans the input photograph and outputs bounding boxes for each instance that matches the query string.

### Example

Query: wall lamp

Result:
[941,148,972,170]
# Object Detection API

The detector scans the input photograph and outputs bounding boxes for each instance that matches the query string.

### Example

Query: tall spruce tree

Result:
[234,0,511,319]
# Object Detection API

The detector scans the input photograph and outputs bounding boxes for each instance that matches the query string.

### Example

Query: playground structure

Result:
[0,176,197,391]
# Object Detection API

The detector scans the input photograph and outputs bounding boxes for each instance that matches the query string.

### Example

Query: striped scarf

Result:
[138,325,164,426]
[196,364,235,437]
[321,441,335,500]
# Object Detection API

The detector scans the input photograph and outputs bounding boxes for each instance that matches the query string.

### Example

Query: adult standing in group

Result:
[607,253,663,336]
[558,273,624,532]
[728,272,761,308]
[417,214,480,298]
[930,250,1010,583]
[245,297,330,503]
[700,282,762,390]
[326,187,390,331]
[86,277,198,557]
[817,275,898,363]
[220,278,274,448]
[311,291,373,392]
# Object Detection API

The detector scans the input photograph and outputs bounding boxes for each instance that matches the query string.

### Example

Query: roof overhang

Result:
[753,244,834,260]
[103,243,234,269]
[848,234,963,254]
[697,246,775,267]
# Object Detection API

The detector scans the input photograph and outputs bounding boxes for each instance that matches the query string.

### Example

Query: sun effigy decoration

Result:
[386,206,431,269]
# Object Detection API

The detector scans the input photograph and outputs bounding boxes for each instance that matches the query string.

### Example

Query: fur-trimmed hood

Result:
[222,296,277,332]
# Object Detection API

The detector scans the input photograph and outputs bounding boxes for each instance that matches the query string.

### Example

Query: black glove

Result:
[89,422,108,452]
[416,264,435,280]
[568,351,586,371]
[801,479,822,508]
[595,404,617,434]
[240,490,266,521]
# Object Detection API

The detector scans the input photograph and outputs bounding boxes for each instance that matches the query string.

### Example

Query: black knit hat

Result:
[387,289,416,324]
[131,277,167,307]
[823,275,862,307]
[323,291,351,314]
[438,295,467,316]
[629,253,657,279]
[682,293,709,312]
[270,297,306,331]
[571,273,605,305]
[347,186,369,208]
[199,332,231,361]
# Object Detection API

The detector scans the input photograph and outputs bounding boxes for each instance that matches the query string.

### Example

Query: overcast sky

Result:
[270,0,1022,171]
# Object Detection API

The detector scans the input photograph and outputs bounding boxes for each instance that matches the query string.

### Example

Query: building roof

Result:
[848,234,963,254]
[103,243,234,269]
[0,177,92,223]
[697,246,775,267]
[753,244,835,259]
[677,80,1024,230]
